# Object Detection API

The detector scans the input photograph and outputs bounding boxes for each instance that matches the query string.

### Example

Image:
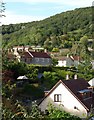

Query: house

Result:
[12,46,25,52]
[12,46,31,52]
[31,45,44,52]
[16,75,29,87]
[56,55,81,67]
[10,46,25,62]
[17,75,28,80]
[10,46,31,61]
[21,51,52,66]
[88,78,94,87]
[39,78,94,118]
[91,60,94,69]
[56,56,71,67]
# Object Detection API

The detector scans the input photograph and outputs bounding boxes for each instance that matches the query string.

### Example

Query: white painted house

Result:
[91,60,94,69]
[56,55,81,67]
[17,75,28,80]
[39,79,94,118]
[9,46,31,62]
[57,56,75,67]
[88,78,94,87]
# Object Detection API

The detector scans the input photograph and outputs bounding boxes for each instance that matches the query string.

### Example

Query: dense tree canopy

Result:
[2,7,93,51]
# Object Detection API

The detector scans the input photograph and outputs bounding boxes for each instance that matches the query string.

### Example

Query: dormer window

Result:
[88,86,94,93]
[78,89,92,100]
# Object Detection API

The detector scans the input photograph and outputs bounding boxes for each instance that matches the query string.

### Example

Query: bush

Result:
[47,104,81,120]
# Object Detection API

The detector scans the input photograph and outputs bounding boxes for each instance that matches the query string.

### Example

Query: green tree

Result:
[44,38,51,50]
[80,36,88,46]
[7,61,27,79]
[52,58,58,66]
[56,70,67,79]
[77,57,93,80]
[43,71,59,89]
[52,47,59,52]
[26,65,38,82]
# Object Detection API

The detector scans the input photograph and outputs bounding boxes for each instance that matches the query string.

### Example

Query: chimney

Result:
[67,54,69,58]
[66,74,69,80]
[44,49,47,53]
[8,49,10,53]
[44,91,49,96]
[74,74,77,79]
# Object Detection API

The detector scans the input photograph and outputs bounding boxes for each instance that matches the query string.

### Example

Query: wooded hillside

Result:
[2,7,93,49]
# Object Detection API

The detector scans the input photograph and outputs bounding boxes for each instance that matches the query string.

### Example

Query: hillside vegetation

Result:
[2,7,93,50]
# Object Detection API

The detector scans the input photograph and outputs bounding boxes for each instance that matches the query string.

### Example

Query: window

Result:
[54,94,61,102]
[83,92,92,99]
[27,58,32,63]
[35,58,39,62]
[78,89,92,100]
[42,58,44,62]
[47,58,50,63]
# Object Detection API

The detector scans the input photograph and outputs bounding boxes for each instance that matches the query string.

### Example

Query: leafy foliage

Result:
[26,65,38,82]
[43,71,60,89]
[47,104,81,120]
[2,102,82,120]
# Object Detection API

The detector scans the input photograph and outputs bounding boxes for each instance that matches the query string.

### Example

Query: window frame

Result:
[54,94,61,102]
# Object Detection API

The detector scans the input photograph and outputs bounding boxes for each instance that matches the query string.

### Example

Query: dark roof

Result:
[70,56,82,61]
[21,52,31,58]
[63,79,93,110]
[63,78,90,94]
[29,51,51,58]
[53,56,67,61]
[39,78,94,111]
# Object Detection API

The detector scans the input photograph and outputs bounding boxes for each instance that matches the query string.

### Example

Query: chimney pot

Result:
[74,74,77,79]
[66,74,69,80]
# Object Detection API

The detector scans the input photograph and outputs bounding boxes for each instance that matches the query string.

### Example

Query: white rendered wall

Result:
[56,60,66,67]
[39,82,88,118]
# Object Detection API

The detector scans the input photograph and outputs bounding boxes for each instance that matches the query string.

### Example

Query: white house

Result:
[31,45,44,52]
[39,78,94,118]
[88,78,94,87]
[56,55,81,67]
[17,75,28,80]
[56,56,73,67]
[91,60,94,69]
[10,46,29,62]
[12,46,31,52]
[11,46,31,61]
